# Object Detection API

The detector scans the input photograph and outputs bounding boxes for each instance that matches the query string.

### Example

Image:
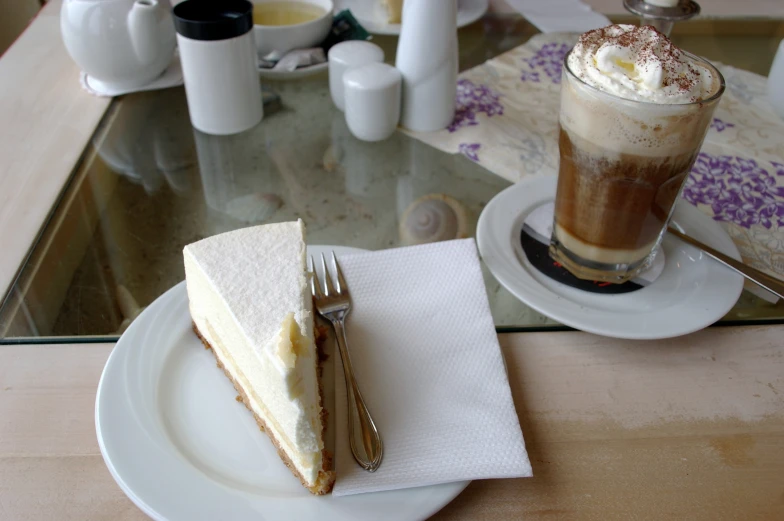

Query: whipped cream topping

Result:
[567,25,718,104]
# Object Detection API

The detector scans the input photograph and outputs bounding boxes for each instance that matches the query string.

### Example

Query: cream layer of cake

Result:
[183,220,333,494]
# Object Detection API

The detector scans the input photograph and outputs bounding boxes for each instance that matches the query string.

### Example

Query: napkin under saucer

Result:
[331,239,533,496]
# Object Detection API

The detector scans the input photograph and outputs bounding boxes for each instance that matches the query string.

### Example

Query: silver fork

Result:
[310,252,383,472]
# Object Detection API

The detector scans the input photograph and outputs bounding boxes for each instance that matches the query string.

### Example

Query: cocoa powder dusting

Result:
[576,25,699,97]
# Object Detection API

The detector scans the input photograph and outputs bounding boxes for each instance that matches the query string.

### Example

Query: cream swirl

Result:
[567,24,718,104]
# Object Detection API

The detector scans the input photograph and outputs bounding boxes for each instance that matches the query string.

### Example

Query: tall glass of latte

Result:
[550,25,725,283]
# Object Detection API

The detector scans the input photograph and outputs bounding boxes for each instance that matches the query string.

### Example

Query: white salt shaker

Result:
[768,38,784,120]
[395,0,458,132]
[343,63,402,142]
[328,41,385,112]
[173,0,263,135]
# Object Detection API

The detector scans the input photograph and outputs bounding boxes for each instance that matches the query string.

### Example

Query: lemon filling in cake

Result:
[183,220,335,494]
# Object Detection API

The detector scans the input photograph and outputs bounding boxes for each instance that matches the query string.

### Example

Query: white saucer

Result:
[96,244,468,521]
[258,61,328,80]
[335,0,488,35]
[477,176,744,340]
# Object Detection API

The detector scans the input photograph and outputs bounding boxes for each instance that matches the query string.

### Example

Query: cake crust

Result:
[193,322,336,495]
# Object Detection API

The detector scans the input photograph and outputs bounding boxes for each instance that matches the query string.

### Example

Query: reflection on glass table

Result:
[1,14,784,342]
[0,78,547,340]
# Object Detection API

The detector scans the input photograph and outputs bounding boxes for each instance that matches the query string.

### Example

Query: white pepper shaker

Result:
[174,0,263,135]
[328,41,385,112]
[343,62,402,142]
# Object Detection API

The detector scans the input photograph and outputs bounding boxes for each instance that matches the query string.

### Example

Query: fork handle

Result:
[333,319,383,472]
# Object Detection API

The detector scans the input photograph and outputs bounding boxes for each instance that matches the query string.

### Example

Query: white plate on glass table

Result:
[335,0,489,35]
[476,176,744,340]
[95,244,469,521]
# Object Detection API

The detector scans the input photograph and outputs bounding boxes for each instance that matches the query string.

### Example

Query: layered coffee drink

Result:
[550,25,724,283]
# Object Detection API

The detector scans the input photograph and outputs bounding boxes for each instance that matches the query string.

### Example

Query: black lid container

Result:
[173,0,263,135]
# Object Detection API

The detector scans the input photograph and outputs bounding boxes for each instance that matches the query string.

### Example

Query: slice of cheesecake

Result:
[183,220,335,494]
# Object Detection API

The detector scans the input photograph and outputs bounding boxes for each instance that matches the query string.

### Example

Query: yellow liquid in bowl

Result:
[253,1,326,26]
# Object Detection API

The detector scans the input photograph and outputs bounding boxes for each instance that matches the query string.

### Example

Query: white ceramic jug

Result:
[769,38,784,120]
[61,0,176,91]
[395,0,458,132]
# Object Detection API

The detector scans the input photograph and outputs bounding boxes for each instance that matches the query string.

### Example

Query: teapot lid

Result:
[173,0,253,41]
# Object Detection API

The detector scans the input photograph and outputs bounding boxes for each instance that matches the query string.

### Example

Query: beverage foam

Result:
[567,25,717,104]
[560,25,721,158]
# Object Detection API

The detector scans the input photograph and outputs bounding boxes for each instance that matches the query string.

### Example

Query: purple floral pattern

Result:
[399,33,784,278]
[458,143,481,162]
[683,153,784,229]
[520,42,572,84]
[710,118,736,132]
[448,80,504,133]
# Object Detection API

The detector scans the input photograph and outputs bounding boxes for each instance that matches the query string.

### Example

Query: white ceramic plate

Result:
[258,61,328,80]
[477,176,745,340]
[335,0,489,35]
[96,244,469,521]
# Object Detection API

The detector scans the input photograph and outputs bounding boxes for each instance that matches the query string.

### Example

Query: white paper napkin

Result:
[505,0,611,33]
[331,239,532,496]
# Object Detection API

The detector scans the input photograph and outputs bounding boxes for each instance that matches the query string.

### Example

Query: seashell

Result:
[399,194,471,246]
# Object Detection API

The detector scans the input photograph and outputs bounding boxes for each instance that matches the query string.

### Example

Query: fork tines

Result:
[310,252,348,297]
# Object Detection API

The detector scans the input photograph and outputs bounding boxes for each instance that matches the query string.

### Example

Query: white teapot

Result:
[61,0,176,90]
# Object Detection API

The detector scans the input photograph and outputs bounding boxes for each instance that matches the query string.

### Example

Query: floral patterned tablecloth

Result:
[404,33,784,292]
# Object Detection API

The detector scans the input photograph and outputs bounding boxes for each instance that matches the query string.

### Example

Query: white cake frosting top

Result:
[567,24,718,104]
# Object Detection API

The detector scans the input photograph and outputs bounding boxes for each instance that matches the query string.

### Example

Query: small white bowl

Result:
[252,0,334,58]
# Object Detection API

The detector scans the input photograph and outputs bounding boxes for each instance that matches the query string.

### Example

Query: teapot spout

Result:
[128,0,165,65]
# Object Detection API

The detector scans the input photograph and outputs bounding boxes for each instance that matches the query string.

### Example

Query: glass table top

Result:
[2,13,784,342]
